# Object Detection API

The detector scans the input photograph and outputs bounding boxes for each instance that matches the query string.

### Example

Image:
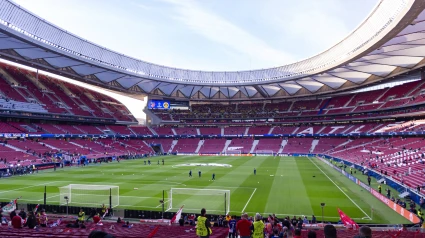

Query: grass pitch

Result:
[0,156,411,224]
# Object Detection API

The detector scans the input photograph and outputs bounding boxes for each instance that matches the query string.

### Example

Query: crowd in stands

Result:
[1,204,421,237]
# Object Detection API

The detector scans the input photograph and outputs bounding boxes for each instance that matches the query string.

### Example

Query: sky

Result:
[12,0,378,71]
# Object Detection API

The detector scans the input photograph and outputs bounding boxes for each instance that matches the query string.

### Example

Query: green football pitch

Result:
[0,156,411,224]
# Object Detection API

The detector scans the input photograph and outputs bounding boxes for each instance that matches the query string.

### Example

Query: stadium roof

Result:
[0,0,425,100]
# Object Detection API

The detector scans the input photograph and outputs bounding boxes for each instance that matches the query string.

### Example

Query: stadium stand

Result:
[199,138,227,154]
[3,2,425,234]
[172,138,199,153]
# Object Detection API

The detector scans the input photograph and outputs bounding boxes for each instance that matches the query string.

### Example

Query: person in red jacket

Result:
[93,214,101,224]
[236,213,252,238]
[11,215,22,228]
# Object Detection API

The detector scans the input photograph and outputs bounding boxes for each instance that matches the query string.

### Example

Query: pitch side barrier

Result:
[309,154,421,224]
[5,130,425,139]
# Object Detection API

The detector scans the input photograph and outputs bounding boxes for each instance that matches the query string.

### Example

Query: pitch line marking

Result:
[241,188,257,213]
[0,181,58,195]
[308,158,371,220]
[38,194,60,201]
[155,199,170,208]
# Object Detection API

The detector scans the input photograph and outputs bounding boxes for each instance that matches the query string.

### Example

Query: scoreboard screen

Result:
[148,100,171,110]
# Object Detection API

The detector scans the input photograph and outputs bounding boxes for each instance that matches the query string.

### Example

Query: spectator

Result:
[10,209,16,221]
[236,213,252,238]
[196,208,211,238]
[303,216,309,224]
[93,214,101,224]
[228,216,237,238]
[324,224,337,238]
[178,216,184,226]
[39,209,48,227]
[122,221,132,228]
[294,228,302,238]
[18,208,26,220]
[251,213,264,238]
[26,211,36,229]
[88,230,116,238]
[311,215,316,224]
[66,219,80,228]
[271,229,280,238]
[307,230,317,238]
[11,214,22,228]
[87,208,96,222]
[356,226,372,238]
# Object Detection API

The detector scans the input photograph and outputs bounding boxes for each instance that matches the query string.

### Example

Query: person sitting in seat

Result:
[26,211,37,229]
[122,221,133,228]
[39,209,48,227]
[11,214,22,228]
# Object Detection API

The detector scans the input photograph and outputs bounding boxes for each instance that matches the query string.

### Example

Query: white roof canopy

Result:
[0,0,424,100]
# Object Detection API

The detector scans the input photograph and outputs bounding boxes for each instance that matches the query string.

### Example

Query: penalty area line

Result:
[241,188,257,213]
[155,199,170,208]
[308,158,371,220]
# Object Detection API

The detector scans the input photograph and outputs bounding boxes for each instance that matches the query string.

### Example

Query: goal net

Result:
[225,149,242,156]
[59,184,119,208]
[168,188,230,214]
[255,150,275,156]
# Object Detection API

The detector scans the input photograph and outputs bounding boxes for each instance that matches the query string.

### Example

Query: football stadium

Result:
[1,0,425,237]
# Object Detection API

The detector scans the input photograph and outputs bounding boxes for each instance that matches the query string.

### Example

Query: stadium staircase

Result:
[148,127,158,135]
[195,140,204,153]
[3,143,27,153]
[196,128,201,135]
[222,140,232,153]
[277,139,288,154]
[171,128,177,135]
[169,140,178,152]
[250,140,259,154]
[268,127,274,134]
[220,128,224,136]
[310,139,319,153]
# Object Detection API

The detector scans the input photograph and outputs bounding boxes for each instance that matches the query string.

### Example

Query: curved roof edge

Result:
[0,0,424,101]
[0,0,416,86]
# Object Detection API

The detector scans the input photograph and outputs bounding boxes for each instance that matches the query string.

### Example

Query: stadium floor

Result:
[0,156,410,224]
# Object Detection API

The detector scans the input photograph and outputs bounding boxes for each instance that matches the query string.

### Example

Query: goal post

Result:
[255,150,275,156]
[225,149,241,156]
[59,184,119,208]
[168,188,230,215]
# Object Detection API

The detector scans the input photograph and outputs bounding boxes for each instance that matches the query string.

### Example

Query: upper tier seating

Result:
[129,126,152,135]
[153,126,174,135]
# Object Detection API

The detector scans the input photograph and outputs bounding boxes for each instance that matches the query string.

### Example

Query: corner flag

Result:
[337,208,359,230]
[170,205,184,224]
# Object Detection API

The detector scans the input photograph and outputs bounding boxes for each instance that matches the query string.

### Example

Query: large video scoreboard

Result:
[148,100,171,110]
